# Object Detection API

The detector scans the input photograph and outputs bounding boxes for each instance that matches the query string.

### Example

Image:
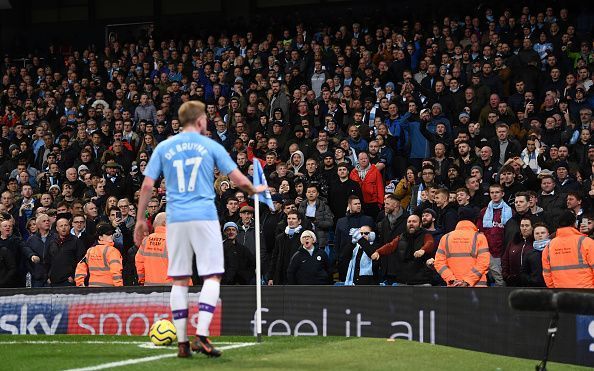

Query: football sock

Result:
[197,279,220,336]
[170,285,189,342]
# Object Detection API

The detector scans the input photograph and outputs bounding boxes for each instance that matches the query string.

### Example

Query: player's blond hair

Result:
[178,101,205,127]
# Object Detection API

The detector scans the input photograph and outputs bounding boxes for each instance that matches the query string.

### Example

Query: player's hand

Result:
[31,255,40,264]
[134,220,148,246]
[426,258,435,267]
[253,184,268,194]
[370,252,380,261]
[413,249,425,258]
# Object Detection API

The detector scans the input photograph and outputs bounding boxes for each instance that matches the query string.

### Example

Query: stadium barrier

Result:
[0,286,592,367]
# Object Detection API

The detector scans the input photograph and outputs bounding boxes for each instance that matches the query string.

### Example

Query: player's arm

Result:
[228,168,267,196]
[134,176,156,245]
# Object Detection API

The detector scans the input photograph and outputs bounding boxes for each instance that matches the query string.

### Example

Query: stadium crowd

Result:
[0,4,593,289]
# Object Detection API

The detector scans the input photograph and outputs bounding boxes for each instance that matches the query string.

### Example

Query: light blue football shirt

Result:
[144,131,237,223]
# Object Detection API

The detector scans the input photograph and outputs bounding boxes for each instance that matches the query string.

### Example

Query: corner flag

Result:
[252,158,274,211]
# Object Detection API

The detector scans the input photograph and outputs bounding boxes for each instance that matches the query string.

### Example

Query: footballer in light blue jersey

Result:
[144,131,237,223]
[135,101,265,357]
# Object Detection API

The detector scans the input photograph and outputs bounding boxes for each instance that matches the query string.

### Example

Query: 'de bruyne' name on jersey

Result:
[164,142,208,160]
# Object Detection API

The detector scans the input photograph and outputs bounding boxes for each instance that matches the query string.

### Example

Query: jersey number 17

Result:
[172,156,203,192]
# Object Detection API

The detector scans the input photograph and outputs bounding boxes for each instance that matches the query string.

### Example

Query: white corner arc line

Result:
[62,342,257,371]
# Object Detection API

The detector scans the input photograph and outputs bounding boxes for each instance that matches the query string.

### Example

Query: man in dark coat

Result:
[268,210,304,285]
[46,217,85,287]
[287,230,331,285]
[23,214,54,287]
[222,222,255,285]
[433,188,458,234]
[335,196,375,281]
[0,218,25,286]
[375,194,408,245]
[371,214,435,285]
[328,163,363,221]
[0,244,17,287]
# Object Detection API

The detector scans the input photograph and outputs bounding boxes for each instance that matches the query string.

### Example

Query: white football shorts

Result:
[166,220,224,278]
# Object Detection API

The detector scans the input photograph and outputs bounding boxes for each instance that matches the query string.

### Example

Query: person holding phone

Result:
[107,206,134,285]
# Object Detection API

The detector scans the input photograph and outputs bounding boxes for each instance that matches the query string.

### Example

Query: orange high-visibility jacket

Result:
[542,227,594,288]
[434,220,491,287]
[75,241,123,287]
[135,226,171,286]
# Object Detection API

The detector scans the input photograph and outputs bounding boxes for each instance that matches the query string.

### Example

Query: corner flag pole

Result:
[252,158,273,343]
[254,192,263,343]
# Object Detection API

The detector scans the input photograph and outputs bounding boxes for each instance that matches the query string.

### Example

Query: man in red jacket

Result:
[350,151,384,219]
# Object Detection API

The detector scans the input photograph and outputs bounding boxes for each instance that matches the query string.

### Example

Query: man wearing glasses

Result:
[71,214,92,249]
[117,198,135,230]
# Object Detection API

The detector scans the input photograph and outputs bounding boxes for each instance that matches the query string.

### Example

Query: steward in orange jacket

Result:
[75,223,123,287]
[136,212,171,286]
[434,220,491,287]
[542,211,594,288]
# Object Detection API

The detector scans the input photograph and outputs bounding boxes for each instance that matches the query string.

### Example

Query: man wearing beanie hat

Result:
[286,230,331,285]
[555,161,580,192]
[222,222,255,285]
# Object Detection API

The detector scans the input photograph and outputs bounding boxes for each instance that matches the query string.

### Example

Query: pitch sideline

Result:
[62,342,257,371]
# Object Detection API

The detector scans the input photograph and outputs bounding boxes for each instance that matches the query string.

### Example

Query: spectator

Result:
[393,166,417,212]
[502,216,534,287]
[433,188,458,234]
[287,230,331,285]
[344,225,378,285]
[520,222,549,287]
[328,163,363,221]
[335,196,375,281]
[237,205,268,274]
[538,174,567,230]
[0,241,17,288]
[46,217,85,287]
[376,194,408,245]
[134,94,158,124]
[23,214,53,287]
[0,219,23,287]
[298,184,334,249]
[371,214,435,285]
[268,210,303,285]
[222,222,255,285]
[477,183,512,286]
[350,151,384,218]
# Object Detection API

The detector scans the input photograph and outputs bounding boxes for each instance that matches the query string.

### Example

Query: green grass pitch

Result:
[0,335,588,370]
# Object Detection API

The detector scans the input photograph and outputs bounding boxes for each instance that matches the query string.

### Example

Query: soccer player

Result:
[134,101,266,358]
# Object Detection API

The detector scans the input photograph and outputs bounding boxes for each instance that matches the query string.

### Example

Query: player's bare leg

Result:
[170,277,191,358]
[191,274,222,357]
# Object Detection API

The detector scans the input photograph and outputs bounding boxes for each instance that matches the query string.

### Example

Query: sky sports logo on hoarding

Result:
[67,303,221,336]
[0,297,221,336]
[0,303,68,335]
[576,315,594,362]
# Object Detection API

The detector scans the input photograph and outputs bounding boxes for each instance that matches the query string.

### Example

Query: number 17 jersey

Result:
[144,131,237,223]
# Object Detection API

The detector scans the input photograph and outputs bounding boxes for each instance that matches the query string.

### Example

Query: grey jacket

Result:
[298,199,334,248]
